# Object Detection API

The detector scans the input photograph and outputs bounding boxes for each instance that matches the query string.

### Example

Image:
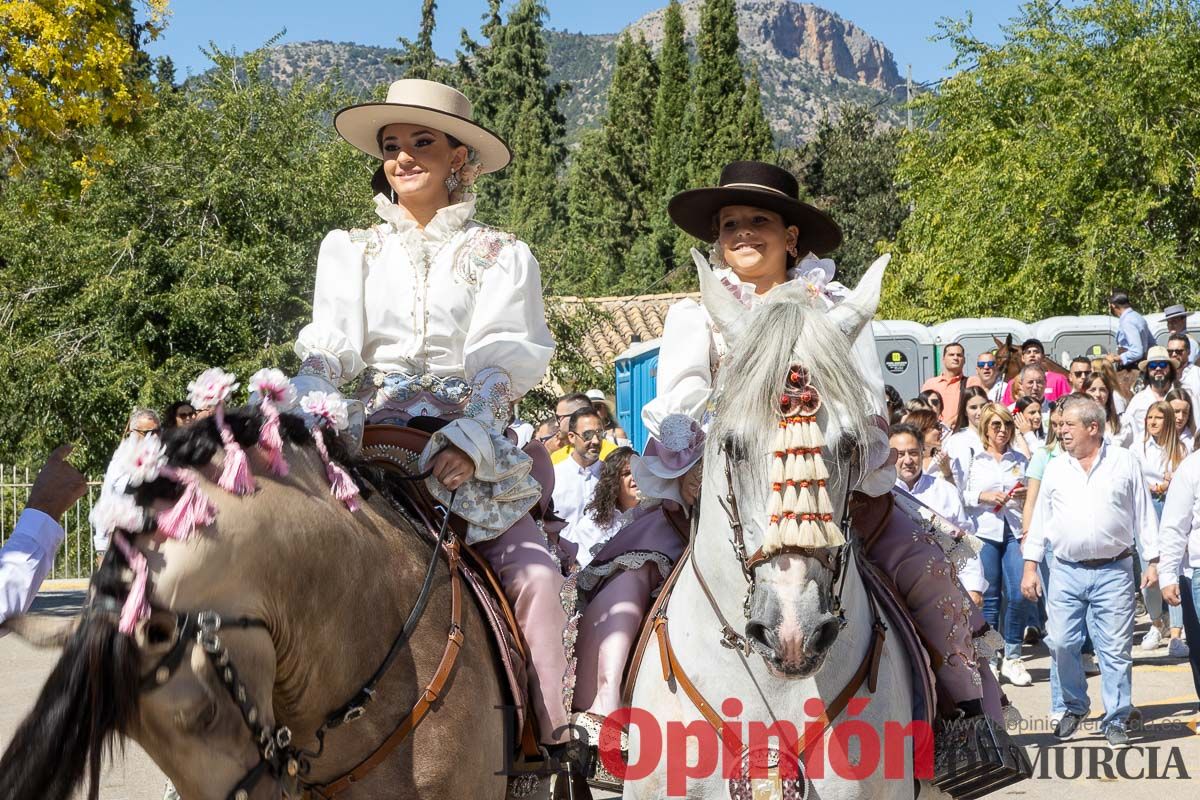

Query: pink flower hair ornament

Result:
[299,390,360,511]
[249,368,297,476]
[189,367,256,496]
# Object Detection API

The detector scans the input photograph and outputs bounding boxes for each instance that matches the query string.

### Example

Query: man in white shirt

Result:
[1155,450,1200,710]
[890,425,987,602]
[1,446,89,630]
[1022,396,1158,747]
[1122,346,1179,443]
[1166,333,1200,416]
[551,407,605,531]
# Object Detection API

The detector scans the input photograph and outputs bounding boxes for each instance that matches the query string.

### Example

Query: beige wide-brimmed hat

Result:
[334,79,511,174]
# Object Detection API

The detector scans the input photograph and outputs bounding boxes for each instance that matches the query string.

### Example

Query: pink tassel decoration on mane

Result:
[312,428,361,512]
[214,403,255,495]
[188,367,255,496]
[156,466,218,541]
[300,390,360,512]
[112,532,149,635]
[249,368,296,477]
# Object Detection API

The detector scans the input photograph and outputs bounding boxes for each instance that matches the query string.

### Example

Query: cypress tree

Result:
[463,0,566,246]
[736,66,775,161]
[686,0,746,186]
[649,0,690,202]
[394,0,451,82]
[561,33,659,293]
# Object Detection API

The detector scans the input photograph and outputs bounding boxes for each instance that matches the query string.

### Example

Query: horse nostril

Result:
[808,618,840,655]
[746,621,776,651]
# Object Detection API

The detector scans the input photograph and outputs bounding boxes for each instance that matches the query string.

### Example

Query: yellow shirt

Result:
[551,439,618,465]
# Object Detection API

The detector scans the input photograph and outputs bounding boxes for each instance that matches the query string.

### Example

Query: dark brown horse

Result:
[0,411,509,799]
[992,334,1070,385]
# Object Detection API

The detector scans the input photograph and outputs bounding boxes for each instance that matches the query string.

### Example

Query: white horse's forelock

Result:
[711,286,873,486]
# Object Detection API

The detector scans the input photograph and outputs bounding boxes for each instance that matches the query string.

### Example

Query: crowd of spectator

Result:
[894,293,1200,748]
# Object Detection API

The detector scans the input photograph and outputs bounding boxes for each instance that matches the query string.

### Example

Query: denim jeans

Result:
[980,526,1031,660]
[1046,555,1135,728]
[1177,574,1200,703]
[1142,498,1184,630]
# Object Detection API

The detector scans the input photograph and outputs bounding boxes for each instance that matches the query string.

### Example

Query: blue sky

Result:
[147,0,1029,84]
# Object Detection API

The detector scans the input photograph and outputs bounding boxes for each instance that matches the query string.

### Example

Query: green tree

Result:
[463,0,567,248]
[393,0,453,83]
[735,66,774,161]
[886,0,1200,322]
[686,0,761,185]
[560,33,659,294]
[649,0,690,202]
[792,104,905,286]
[0,46,366,472]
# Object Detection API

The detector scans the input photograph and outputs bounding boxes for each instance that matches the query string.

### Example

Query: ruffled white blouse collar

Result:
[712,252,848,309]
[371,193,477,243]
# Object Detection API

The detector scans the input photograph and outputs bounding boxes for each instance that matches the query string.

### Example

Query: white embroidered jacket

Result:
[294,194,554,542]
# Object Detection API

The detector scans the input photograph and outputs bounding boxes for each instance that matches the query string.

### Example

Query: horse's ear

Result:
[693,248,748,346]
[827,254,889,341]
[1,613,80,648]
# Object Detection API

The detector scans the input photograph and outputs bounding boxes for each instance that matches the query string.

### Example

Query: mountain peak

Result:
[626,0,901,91]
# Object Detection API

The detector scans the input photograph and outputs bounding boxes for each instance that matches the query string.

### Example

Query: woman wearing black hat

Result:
[642,160,859,438]
[639,160,1010,727]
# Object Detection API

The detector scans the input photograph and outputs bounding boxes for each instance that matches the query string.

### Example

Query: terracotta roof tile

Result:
[550,292,700,371]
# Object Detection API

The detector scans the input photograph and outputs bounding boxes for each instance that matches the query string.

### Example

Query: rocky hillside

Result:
[244,0,906,145]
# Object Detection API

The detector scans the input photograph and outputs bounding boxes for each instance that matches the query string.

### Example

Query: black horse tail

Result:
[0,611,141,800]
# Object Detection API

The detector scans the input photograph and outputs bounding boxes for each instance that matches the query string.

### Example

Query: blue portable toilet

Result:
[614,339,661,453]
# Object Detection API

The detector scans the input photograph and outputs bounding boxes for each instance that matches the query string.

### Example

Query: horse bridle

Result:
[123,480,458,800]
[690,441,855,656]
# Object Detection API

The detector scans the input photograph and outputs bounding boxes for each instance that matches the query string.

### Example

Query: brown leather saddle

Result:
[359,424,546,753]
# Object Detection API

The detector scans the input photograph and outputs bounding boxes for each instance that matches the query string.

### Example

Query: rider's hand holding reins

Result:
[431,445,475,490]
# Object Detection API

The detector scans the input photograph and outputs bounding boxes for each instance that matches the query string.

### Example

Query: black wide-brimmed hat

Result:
[668,161,843,255]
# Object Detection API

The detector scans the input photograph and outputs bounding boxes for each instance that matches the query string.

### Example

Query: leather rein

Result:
[128,478,464,800]
[653,443,891,760]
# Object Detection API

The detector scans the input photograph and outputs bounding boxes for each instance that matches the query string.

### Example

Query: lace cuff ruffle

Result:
[464,366,515,433]
[420,417,541,544]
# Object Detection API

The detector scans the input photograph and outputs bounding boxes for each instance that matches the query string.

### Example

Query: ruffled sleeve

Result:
[641,299,715,438]
[294,229,369,386]
[462,238,555,403]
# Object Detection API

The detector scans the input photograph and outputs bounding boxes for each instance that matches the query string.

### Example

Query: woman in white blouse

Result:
[1086,372,1133,448]
[1166,388,1196,452]
[945,385,990,488]
[640,160,1005,722]
[965,403,1033,686]
[1134,402,1189,655]
[291,79,571,746]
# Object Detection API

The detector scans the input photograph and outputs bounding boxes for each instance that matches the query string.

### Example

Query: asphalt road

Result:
[3,587,1197,799]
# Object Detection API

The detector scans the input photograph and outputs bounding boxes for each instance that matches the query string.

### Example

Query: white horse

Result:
[624,256,949,800]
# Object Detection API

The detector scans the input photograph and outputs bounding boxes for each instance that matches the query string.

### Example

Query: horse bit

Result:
[122,479,458,800]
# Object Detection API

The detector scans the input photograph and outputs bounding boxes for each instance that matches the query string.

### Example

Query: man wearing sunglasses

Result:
[1163,305,1200,367]
[1067,356,1093,393]
[1121,345,1180,443]
[1167,333,1200,417]
[550,406,606,529]
[967,350,1007,402]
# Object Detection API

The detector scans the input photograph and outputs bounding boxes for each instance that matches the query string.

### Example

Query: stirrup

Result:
[933,713,1033,799]
[570,711,627,792]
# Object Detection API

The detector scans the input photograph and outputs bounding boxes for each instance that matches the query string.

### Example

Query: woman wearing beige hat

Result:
[292,79,572,746]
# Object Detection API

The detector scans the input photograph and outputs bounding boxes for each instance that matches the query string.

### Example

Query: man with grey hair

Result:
[1022,395,1158,747]
[1013,364,1050,415]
